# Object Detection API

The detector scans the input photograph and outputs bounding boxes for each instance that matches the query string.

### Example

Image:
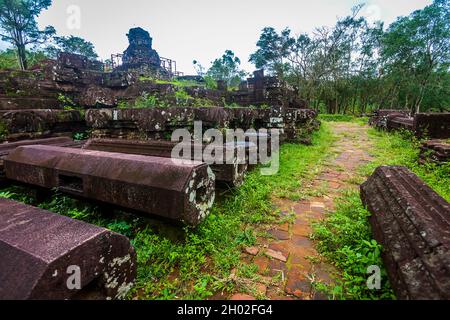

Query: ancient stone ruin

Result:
[115,27,168,78]
[361,166,450,300]
[0,24,323,300]
[83,139,252,188]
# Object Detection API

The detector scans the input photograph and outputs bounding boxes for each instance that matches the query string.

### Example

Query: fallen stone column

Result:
[0,137,74,157]
[361,166,450,300]
[0,198,136,300]
[83,138,247,187]
[4,145,215,225]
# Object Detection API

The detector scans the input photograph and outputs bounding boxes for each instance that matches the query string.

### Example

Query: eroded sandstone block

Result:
[361,166,450,300]
[0,109,86,142]
[0,137,83,184]
[414,113,450,139]
[85,106,319,144]
[0,198,136,300]
[4,145,215,225]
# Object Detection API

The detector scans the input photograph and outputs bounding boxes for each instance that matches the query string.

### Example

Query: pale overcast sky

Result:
[3,0,433,74]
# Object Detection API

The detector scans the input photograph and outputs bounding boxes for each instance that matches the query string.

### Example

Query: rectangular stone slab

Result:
[83,138,248,187]
[0,198,136,300]
[4,145,215,226]
[361,166,450,300]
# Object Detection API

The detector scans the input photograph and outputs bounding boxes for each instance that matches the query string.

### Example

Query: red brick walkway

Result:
[230,122,373,300]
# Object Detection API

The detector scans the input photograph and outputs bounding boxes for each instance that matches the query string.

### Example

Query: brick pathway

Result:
[231,122,373,300]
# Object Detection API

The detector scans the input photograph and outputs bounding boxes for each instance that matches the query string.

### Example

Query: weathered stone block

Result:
[4,145,215,225]
[414,113,450,139]
[0,109,86,142]
[0,97,60,110]
[0,137,81,184]
[0,198,136,300]
[361,166,450,300]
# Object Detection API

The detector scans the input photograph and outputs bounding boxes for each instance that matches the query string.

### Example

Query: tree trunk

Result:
[17,44,27,70]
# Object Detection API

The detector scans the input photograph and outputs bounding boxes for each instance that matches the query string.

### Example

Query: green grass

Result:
[312,190,395,300]
[312,123,449,300]
[318,114,369,126]
[363,129,449,201]
[0,124,335,300]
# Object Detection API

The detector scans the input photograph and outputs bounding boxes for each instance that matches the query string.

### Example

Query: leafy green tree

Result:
[249,27,294,77]
[206,50,247,88]
[0,0,55,70]
[46,35,99,60]
[249,1,449,114]
[381,0,450,113]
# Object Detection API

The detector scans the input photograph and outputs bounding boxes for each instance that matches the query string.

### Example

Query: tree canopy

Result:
[206,50,247,88]
[0,0,55,70]
[46,35,99,60]
[250,0,450,113]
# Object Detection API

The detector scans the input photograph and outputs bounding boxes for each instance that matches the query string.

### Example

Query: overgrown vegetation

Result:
[313,190,395,300]
[0,124,335,300]
[318,114,369,125]
[0,48,48,69]
[118,89,218,109]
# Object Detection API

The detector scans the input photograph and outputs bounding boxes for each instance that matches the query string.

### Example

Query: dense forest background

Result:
[0,0,449,114]
[249,1,449,114]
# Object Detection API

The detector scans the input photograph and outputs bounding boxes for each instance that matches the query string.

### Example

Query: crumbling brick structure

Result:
[0,109,85,142]
[84,106,319,144]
